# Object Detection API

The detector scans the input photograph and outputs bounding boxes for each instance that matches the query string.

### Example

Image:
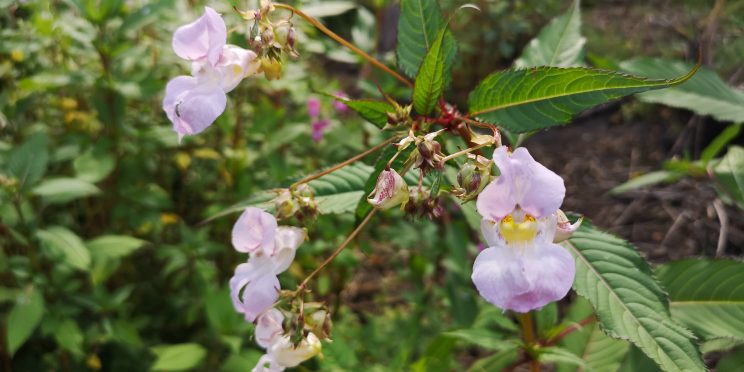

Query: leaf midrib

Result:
[547,2,578,66]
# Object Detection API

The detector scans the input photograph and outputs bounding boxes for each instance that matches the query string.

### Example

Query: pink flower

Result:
[307,97,321,118]
[311,119,329,142]
[163,7,259,141]
[332,91,349,113]
[255,309,285,348]
[232,207,279,255]
[471,147,575,313]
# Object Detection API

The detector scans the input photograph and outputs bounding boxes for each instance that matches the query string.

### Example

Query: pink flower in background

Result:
[471,147,575,313]
[311,119,329,142]
[307,97,321,118]
[332,91,349,113]
[163,7,259,141]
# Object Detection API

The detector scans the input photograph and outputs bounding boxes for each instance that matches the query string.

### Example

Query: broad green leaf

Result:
[7,134,49,189]
[557,297,629,372]
[610,170,682,194]
[340,99,395,128]
[150,343,206,371]
[73,150,115,183]
[37,226,91,271]
[468,66,697,134]
[53,319,84,356]
[443,328,514,351]
[301,1,356,18]
[396,0,446,78]
[86,235,147,260]
[701,123,741,165]
[620,58,744,123]
[618,345,661,372]
[413,27,453,115]
[32,177,101,204]
[514,0,585,68]
[7,287,44,356]
[564,222,706,372]
[712,146,744,208]
[309,163,374,214]
[656,259,744,342]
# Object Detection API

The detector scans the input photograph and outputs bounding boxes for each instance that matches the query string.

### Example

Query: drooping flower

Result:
[253,333,322,372]
[163,7,259,141]
[471,147,575,313]
[232,207,279,255]
[367,168,409,210]
[255,308,285,348]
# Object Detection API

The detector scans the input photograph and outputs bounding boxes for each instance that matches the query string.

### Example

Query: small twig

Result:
[544,316,596,346]
[440,142,490,163]
[712,198,728,257]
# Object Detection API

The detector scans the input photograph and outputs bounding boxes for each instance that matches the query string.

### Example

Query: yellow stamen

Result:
[500,214,538,243]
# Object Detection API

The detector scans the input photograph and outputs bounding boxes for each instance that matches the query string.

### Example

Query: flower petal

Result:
[252,354,283,372]
[239,272,280,322]
[506,243,575,312]
[232,207,278,255]
[476,147,519,220]
[163,75,226,140]
[229,258,274,313]
[270,226,305,273]
[255,308,285,348]
[511,148,565,218]
[480,219,505,247]
[268,333,322,368]
[172,6,226,66]
[471,246,531,310]
[217,45,259,92]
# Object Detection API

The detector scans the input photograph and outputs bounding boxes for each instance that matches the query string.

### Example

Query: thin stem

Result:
[290,136,397,189]
[440,142,490,163]
[273,3,413,88]
[544,316,595,346]
[519,312,540,372]
[299,208,378,288]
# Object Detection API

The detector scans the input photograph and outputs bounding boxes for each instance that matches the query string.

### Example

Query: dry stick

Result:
[290,136,397,189]
[273,3,413,88]
[712,198,729,257]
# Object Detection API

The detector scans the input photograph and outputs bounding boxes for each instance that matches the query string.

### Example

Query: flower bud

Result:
[405,187,443,219]
[553,210,583,243]
[261,28,275,46]
[367,168,409,210]
[274,189,299,220]
[454,155,492,201]
[287,27,297,49]
[414,136,444,174]
[305,309,332,340]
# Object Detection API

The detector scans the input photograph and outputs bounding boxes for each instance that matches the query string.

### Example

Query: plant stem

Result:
[273,3,413,88]
[290,136,397,189]
[299,208,378,288]
[519,312,540,372]
[440,142,491,163]
[544,316,595,346]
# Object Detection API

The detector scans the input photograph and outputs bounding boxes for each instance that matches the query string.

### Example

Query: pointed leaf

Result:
[468,66,697,133]
[37,226,91,271]
[7,287,44,356]
[712,146,744,208]
[32,177,101,204]
[656,259,744,342]
[87,235,147,260]
[564,222,706,372]
[515,0,585,68]
[620,58,744,123]
[150,343,206,371]
[341,99,395,128]
[309,163,374,214]
[396,0,446,78]
[413,27,454,115]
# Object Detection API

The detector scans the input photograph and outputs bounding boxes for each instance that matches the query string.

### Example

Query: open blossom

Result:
[471,147,575,313]
[163,7,259,141]
[229,208,305,321]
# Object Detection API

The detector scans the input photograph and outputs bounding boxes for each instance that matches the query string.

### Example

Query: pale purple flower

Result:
[311,119,329,142]
[232,207,278,255]
[333,91,349,113]
[255,308,285,348]
[163,7,259,141]
[253,333,322,372]
[471,147,575,313]
[307,97,321,118]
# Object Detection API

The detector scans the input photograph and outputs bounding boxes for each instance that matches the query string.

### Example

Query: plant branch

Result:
[273,3,413,88]
[290,136,397,189]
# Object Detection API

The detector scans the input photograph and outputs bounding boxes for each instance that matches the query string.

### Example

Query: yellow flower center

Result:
[499,213,538,243]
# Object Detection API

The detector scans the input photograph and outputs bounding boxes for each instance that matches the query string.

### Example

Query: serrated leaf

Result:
[7,288,44,356]
[32,177,101,204]
[712,146,744,208]
[620,58,744,123]
[341,99,395,128]
[413,27,453,115]
[396,0,446,78]
[514,0,585,68]
[86,235,147,260]
[309,163,374,214]
[7,134,49,189]
[150,343,206,371]
[656,259,744,343]
[557,297,629,372]
[563,222,706,372]
[37,226,91,271]
[468,66,697,134]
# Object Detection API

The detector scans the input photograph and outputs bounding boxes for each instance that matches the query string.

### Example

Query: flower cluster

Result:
[163,7,260,141]
[306,94,348,142]
[229,207,322,371]
[471,147,580,313]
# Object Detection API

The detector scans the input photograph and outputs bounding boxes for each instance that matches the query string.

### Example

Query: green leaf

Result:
[301,1,356,18]
[557,297,629,372]
[413,26,454,115]
[620,58,744,123]
[397,0,446,78]
[444,329,514,350]
[563,222,706,372]
[32,177,101,204]
[6,287,44,356]
[341,99,395,128]
[712,145,744,208]
[309,163,374,214]
[468,66,697,134]
[53,319,84,356]
[610,170,682,194]
[466,345,520,372]
[701,123,742,165]
[150,343,206,371]
[7,134,49,189]
[514,0,585,68]
[717,346,744,372]
[73,150,115,183]
[538,346,587,368]
[656,259,744,343]
[37,226,91,271]
[87,235,147,260]
[618,345,661,372]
